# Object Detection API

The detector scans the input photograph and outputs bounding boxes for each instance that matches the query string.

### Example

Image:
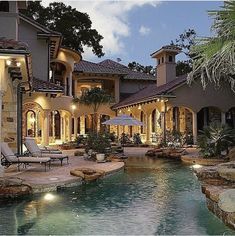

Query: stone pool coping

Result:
[181,154,227,166]
[3,153,124,194]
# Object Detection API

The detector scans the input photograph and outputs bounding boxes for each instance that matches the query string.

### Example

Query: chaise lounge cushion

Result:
[1,142,50,163]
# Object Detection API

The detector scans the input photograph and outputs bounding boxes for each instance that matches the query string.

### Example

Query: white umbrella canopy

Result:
[102,114,143,126]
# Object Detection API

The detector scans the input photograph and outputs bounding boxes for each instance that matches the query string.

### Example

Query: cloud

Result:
[59,0,161,60]
[139,25,151,36]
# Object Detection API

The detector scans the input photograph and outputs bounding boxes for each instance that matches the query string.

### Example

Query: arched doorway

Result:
[54,111,61,139]
[226,107,235,128]
[23,102,43,142]
[197,106,221,131]
[26,110,36,137]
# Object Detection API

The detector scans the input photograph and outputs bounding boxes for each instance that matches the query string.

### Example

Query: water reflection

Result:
[0,157,234,235]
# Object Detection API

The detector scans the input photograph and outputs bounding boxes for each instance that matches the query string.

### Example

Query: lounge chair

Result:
[1,142,51,171]
[24,137,69,166]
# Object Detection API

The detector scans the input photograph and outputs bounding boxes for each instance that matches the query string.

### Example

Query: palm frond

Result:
[188,1,235,92]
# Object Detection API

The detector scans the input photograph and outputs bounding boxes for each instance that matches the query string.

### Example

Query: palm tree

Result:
[188,1,235,92]
[74,87,112,133]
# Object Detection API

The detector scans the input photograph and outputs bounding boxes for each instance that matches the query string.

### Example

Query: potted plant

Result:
[85,132,111,161]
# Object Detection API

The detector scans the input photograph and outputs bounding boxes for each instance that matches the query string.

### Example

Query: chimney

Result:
[0,1,27,41]
[151,45,181,87]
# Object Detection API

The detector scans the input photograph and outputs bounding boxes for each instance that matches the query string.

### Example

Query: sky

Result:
[44,1,223,66]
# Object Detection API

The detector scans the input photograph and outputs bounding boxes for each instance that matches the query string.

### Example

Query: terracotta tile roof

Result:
[151,45,181,57]
[74,59,156,81]
[32,78,64,93]
[74,60,126,75]
[112,75,187,109]
[99,59,156,81]
[0,38,29,53]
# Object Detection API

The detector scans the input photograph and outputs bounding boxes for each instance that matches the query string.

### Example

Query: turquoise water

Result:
[0,157,234,235]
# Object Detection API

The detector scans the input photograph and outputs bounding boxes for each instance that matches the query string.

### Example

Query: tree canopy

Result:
[20,1,104,57]
[128,62,155,76]
[74,87,112,133]
[170,28,197,76]
[188,1,235,92]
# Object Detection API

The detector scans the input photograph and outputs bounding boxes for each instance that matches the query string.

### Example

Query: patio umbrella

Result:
[102,114,144,149]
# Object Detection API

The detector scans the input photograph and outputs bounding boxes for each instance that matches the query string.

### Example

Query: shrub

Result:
[197,123,235,158]
[85,132,111,154]
[133,133,142,145]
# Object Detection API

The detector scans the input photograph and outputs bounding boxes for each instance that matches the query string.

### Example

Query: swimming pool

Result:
[0,157,234,235]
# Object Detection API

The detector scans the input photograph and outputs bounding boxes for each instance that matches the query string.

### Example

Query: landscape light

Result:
[44,193,55,201]
[192,164,202,169]
[71,104,76,110]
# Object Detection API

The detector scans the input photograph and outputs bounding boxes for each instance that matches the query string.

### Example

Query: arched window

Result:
[0,1,9,12]
[26,110,36,137]
[169,55,173,62]
[54,111,61,139]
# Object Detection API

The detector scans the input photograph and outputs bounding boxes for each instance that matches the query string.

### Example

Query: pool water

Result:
[0,157,234,235]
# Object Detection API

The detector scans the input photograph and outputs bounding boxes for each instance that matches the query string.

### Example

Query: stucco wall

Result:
[120,80,155,96]
[18,20,49,81]
[169,81,235,112]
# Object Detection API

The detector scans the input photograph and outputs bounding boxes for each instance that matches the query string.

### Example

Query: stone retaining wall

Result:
[195,164,235,230]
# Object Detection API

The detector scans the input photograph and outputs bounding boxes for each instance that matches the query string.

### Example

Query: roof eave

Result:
[112,94,176,110]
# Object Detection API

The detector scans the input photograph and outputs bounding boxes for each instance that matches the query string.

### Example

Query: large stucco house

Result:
[113,46,235,144]
[0,1,235,156]
[0,1,156,152]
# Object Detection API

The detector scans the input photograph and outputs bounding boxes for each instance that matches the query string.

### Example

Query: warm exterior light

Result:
[161,99,164,102]
[157,98,160,102]
[119,110,122,113]
[16,62,21,67]
[29,117,36,123]
[138,105,141,110]
[6,60,11,66]
[128,108,130,112]
[192,164,202,169]
[44,193,55,201]
[71,104,76,110]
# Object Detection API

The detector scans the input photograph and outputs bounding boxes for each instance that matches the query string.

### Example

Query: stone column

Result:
[68,116,72,141]
[60,116,64,142]
[221,112,226,125]
[42,110,50,146]
[73,116,78,140]
[69,71,72,97]
[192,111,198,145]
[52,111,55,142]
[0,91,4,177]
[80,115,85,135]
[145,112,152,144]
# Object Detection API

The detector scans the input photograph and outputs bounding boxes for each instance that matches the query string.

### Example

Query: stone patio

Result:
[2,149,124,193]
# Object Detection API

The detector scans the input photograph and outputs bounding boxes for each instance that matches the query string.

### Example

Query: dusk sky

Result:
[45,1,223,66]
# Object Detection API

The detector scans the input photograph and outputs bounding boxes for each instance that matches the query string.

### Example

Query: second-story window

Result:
[0,1,9,12]
[169,55,173,62]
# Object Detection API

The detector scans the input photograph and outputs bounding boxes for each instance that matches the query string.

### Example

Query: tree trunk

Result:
[93,112,98,134]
